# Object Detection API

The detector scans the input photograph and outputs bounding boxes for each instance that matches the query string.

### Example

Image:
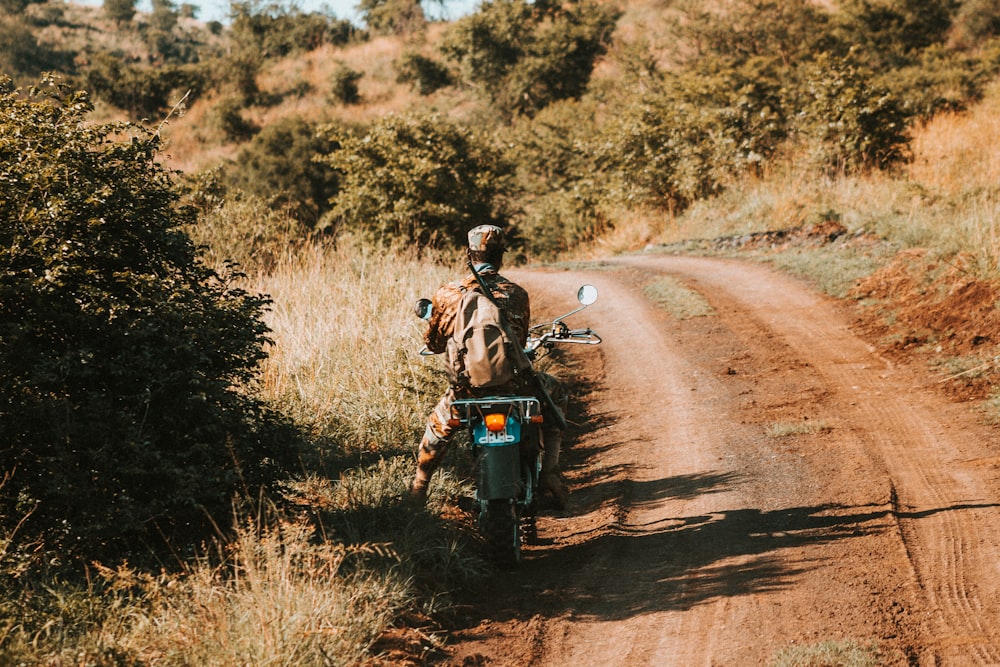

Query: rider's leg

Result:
[409,387,458,504]
[537,372,570,509]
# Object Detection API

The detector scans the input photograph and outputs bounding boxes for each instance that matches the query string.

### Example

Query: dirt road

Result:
[442,254,1000,666]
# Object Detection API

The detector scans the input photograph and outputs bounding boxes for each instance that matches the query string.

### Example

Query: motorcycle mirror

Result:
[577,284,598,306]
[414,298,433,320]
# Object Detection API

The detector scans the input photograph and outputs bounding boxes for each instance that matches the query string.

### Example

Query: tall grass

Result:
[250,237,454,456]
[0,236,484,665]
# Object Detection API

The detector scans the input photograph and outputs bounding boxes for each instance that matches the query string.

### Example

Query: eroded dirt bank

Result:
[435,254,1000,666]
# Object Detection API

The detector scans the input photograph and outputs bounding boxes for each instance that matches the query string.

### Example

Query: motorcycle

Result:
[415,285,601,566]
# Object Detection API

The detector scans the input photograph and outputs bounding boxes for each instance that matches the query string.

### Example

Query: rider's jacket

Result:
[424,266,531,355]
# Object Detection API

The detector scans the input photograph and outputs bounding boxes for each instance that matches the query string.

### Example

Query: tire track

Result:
[616,254,1000,665]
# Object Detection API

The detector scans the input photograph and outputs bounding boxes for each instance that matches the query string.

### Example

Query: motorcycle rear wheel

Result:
[482,499,522,567]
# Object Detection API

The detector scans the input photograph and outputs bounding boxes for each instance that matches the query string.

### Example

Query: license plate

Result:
[474,419,521,446]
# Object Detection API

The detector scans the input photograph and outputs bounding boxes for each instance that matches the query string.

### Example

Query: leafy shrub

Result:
[230,0,357,57]
[0,15,71,83]
[952,0,1000,46]
[329,63,362,104]
[595,63,786,211]
[884,45,998,120]
[395,51,452,95]
[358,0,426,35]
[320,113,513,248]
[214,95,259,141]
[185,193,310,273]
[84,52,205,119]
[504,99,608,256]
[441,0,619,118]
[223,116,340,226]
[792,51,912,173]
[0,77,297,562]
[836,0,958,68]
[670,0,834,66]
[104,0,136,24]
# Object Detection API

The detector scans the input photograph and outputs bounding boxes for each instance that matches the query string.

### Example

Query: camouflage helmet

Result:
[467,224,506,252]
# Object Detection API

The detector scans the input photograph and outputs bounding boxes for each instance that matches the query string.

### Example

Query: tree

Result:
[224,116,340,226]
[104,0,136,25]
[0,77,296,562]
[320,113,513,247]
[441,0,619,118]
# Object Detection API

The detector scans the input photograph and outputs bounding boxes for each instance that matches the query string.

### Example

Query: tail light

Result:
[484,413,507,432]
[529,414,544,424]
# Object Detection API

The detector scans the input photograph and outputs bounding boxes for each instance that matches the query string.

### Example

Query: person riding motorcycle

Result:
[408,224,570,509]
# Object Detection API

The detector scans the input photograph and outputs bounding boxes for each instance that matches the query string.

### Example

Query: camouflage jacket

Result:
[424,267,531,355]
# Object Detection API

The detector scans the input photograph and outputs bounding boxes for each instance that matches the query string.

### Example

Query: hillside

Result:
[9,0,1000,664]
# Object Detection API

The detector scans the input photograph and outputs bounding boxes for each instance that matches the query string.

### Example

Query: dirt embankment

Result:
[420,248,1000,666]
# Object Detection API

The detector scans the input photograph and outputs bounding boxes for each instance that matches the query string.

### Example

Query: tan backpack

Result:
[446,287,533,389]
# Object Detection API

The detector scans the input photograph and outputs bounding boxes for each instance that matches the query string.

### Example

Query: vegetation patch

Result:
[766,419,833,438]
[643,276,715,320]
[770,638,881,667]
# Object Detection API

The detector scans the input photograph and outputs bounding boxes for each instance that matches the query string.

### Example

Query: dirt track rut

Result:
[444,254,1000,666]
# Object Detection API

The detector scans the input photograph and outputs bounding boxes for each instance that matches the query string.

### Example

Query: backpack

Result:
[446,287,533,389]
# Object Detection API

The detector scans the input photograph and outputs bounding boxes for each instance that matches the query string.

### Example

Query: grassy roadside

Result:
[9,66,1000,667]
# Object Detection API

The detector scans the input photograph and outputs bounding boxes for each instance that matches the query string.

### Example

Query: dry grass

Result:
[643,275,715,319]
[248,238,454,452]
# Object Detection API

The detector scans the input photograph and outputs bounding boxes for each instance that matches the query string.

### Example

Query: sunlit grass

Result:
[766,419,832,438]
[770,638,881,667]
[248,238,454,454]
[642,275,715,319]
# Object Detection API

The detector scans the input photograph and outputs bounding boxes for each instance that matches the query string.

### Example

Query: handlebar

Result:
[525,323,602,360]
[415,284,602,359]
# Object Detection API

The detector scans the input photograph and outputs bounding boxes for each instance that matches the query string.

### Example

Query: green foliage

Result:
[441,0,619,118]
[836,0,959,68]
[0,77,298,562]
[793,51,912,173]
[395,51,452,95]
[505,99,608,256]
[320,113,513,248]
[358,0,426,35]
[884,44,999,120]
[103,0,136,24]
[214,95,259,141]
[329,62,362,104]
[84,51,205,119]
[671,0,833,66]
[596,63,786,211]
[0,15,71,83]
[953,0,1000,45]
[185,192,310,273]
[230,0,357,57]
[223,116,340,226]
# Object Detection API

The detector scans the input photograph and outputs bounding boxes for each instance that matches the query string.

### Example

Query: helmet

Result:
[467,225,506,252]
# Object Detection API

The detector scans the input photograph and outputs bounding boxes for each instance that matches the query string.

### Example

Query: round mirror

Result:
[414,298,433,320]
[577,284,598,305]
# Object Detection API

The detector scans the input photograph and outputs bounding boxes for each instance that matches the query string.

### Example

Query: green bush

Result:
[84,51,205,119]
[395,51,452,95]
[223,116,340,226]
[329,63,362,104]
[670,0,833,66]
[0,77,297,563]
[0,15,71,83]
[595,63,786,211]
[441,0,619,118]
[104,0,136,24]
[504,99,608,256]
[357,0,426,35]
[320,113,513,248]
[230,0,357,57]
[792,51,912,173]
[836,0,958,68]
[214,95,259,141]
